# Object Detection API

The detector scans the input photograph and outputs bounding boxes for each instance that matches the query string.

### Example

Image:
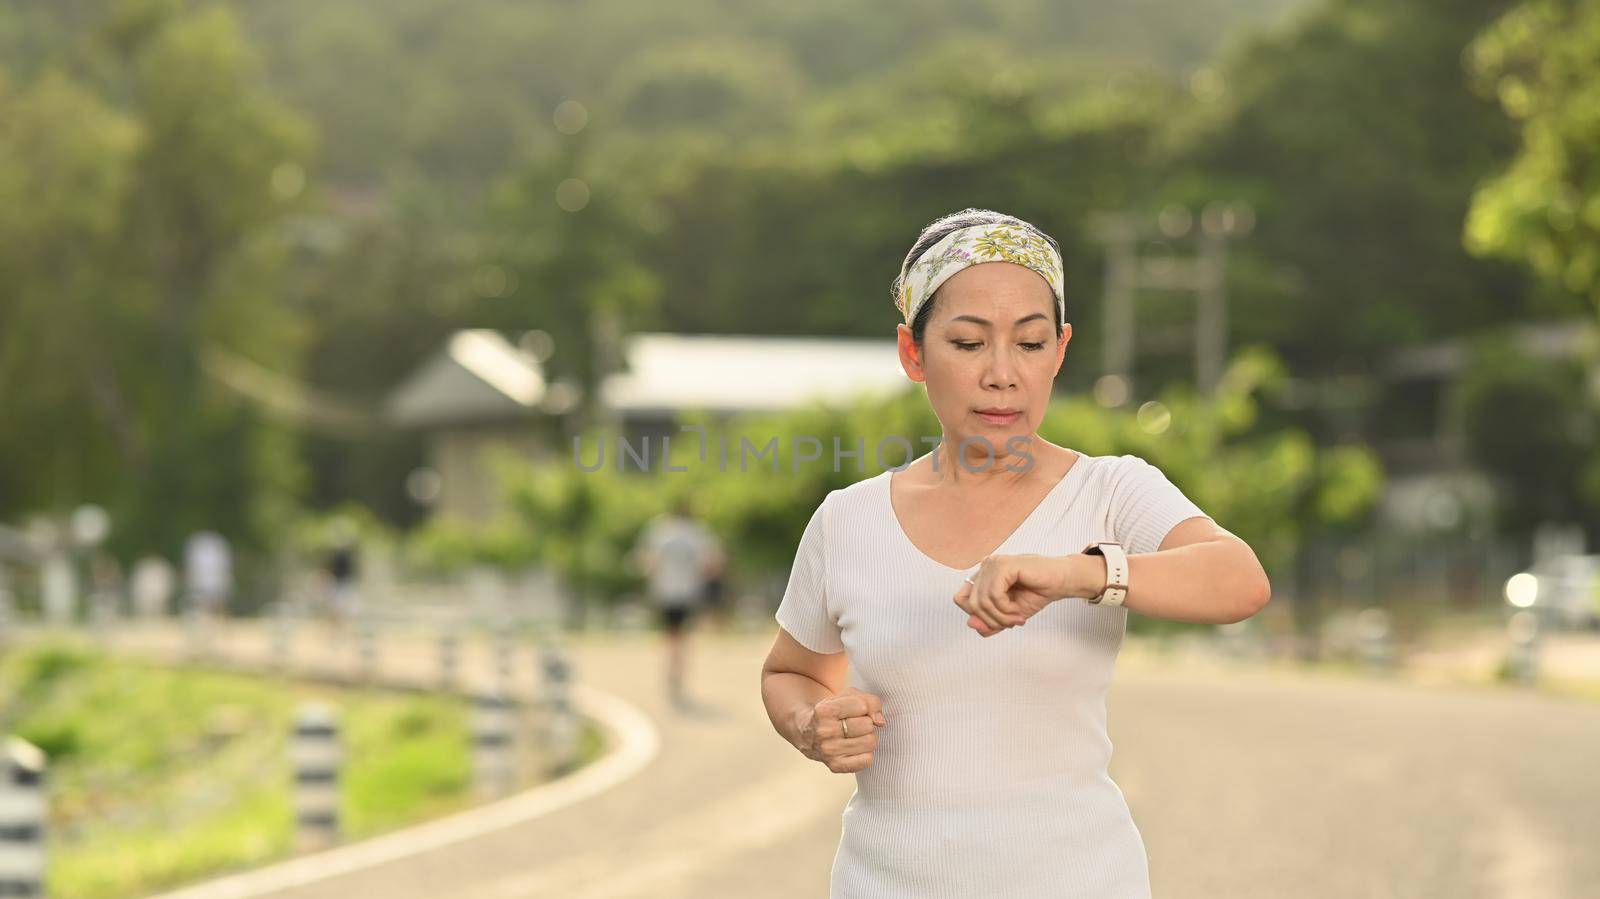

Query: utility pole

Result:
[1087,202,1252,400]
[588,303,624,434]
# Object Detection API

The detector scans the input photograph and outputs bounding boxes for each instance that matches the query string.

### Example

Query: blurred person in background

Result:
[88,552,124,625]
[130,555,176,620]
[183,530,232,625]
[323,519,362,638]
[633,495,723,709]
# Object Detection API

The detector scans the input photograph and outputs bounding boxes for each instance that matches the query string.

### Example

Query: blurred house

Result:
[598,332,911,444]
[391,320,1599,535]
[1369,317,1599,535]
[387,330,559,523]
[387,330,909,522]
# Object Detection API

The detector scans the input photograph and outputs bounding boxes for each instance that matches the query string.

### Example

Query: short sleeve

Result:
[640,517,668,550]
[1107,455,1211,555]
[774,494,845,654]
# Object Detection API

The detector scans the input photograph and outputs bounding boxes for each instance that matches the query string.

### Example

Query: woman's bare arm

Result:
[760,628,846,754]
[1061,517,1271,625]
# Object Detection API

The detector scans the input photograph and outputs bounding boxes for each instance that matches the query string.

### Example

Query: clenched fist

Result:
[799,687,888,774]
[955,552,1073,636]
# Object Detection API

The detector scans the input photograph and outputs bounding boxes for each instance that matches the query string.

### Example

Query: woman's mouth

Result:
[974,409,1021,425]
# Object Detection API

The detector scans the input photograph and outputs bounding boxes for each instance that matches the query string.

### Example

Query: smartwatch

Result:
[1081,541,1129,607]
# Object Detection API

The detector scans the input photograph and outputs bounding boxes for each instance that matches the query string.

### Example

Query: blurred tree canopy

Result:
[1464,0,1600,311]
[0,0,311,574]
[2,0,1592,575]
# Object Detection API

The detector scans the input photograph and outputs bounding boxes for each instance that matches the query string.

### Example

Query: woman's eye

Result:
[951,341,1045,351]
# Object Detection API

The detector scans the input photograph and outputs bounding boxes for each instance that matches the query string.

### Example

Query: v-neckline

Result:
[883,451,1088,574]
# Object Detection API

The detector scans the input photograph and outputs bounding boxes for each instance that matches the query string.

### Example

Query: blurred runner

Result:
[325,534,361,638]
[632,496,721,709]
[130,555,176,620]
[183,530,232,626]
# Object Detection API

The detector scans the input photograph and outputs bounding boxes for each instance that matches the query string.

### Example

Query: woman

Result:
[759,208,1272,897]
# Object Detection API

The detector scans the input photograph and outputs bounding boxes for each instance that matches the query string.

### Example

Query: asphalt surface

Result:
[99,622,1600,899]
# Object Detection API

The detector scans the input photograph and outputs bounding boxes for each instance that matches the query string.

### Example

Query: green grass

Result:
[0,638,480,899]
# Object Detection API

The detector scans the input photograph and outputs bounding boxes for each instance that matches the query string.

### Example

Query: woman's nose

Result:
[983,346,1016,386]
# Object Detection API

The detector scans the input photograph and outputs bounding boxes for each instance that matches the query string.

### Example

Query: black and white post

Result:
[357,618,379,684]
[538,641,578,773]
[436,629,459,692]
[270,601,295,674]
[472,690,515,799]
[1507,609,1541,686]
[493,630,517,697]
[291,703,341,852]
[0,737,47,898]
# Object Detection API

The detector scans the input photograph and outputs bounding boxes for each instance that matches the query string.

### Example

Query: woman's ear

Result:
[896,324,926,383]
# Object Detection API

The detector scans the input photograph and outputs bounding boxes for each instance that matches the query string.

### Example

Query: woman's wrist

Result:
[1054,553,1106,601]
[791,702,821,760]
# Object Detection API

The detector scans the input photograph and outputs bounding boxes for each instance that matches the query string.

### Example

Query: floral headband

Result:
[899,223,1065,328]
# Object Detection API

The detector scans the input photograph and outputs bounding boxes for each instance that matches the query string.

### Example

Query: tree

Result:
[1170,0,1534,378]
[486,128,662,430]
[0,0,314,578]
[0,69,141,513]
[1464,0,1600,312]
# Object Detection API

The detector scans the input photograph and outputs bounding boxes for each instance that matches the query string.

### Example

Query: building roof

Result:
[387,330,547,428]
[600,332,910,415]
[386,330,913,428]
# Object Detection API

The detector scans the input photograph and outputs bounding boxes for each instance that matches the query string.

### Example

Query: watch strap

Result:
[1081,541,1129,607]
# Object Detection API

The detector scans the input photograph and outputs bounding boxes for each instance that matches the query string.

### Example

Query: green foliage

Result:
[500,439,674,602]
[1464,0,1600,310]
[16,645,94,692]
[0,639,473,899]
[0,0,314,572]
[217,0,1303,192]
[3,0,1581,575]
[412,345,1380,606]
[1031,345,1383,568]
[403,509,542,575]
[337,694,472,837]
[0,68,142,520]
[484,136,664,416]
[1167,0,1536,374]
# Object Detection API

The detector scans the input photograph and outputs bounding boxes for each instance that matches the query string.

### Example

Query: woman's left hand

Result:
[955,553,1072,637]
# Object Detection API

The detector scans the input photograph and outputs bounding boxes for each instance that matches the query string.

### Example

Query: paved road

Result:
[107,623,1600,899]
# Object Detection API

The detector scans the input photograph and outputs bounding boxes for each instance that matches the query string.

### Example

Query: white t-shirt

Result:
[775,451,1210,898]
[639,515,721,608]
[183,531,232,601]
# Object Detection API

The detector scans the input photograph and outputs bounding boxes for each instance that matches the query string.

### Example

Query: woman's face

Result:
[897,261,1071,466]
